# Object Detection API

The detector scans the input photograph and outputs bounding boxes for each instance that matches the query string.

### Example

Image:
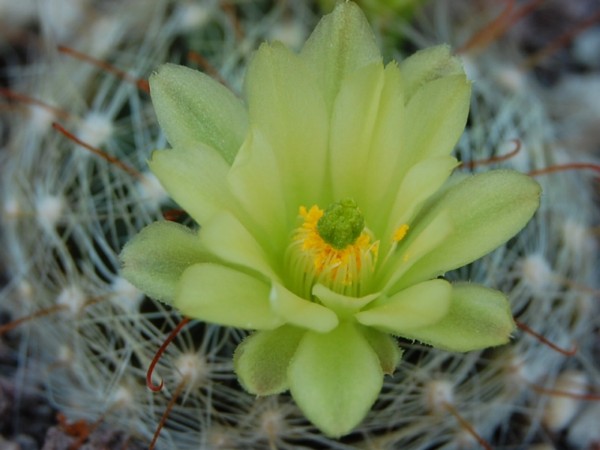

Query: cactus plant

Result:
[1,0,598,448]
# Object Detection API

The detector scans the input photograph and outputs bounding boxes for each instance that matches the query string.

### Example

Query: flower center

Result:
[316,198,365,249]
[285,199,379,298]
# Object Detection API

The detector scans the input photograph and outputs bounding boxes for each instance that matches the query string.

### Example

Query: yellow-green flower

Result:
[121,2,540,437]
[320,0,426,19]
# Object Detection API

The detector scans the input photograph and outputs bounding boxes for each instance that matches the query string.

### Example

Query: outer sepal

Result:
[234,326,305,395]
[149,64,247,164]
[361,327,402,375]
[398,283,515,352]
[119,221,209,303]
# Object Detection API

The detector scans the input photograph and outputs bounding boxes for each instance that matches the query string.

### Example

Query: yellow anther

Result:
[393,224,410,242]
[292,204,377,283]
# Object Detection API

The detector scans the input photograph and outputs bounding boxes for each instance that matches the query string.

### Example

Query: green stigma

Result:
[317,198,365,249]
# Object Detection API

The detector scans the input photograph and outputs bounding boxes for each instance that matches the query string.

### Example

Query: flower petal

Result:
[400,170,541,287]
[361,327,402,375]
[312,284,379,318]
[149,63,247,164]
[300,2,381,113]
[288,322,382,437]
[120,221,210,303]
[400,45,465,104]
[199,211,281,282]
[234,326,305,395]
[362,62,405,221]
[270,283,338,333]
[176,264,284,330]
[329,62,385,201]
[245,41,328,210]
[380,210,453,291]
[355,279,451,332]
[381,155,459,247]
[149,145,233,224]
[398,283,515,351]
[226,128,289,252]
[401,73,470,166]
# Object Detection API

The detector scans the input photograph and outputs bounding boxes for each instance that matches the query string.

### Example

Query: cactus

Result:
[1,1,598,449]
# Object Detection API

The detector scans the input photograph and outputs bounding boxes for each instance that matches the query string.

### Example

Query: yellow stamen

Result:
[393,224,409,242]
[290,205,378,294]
